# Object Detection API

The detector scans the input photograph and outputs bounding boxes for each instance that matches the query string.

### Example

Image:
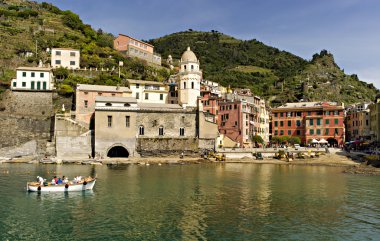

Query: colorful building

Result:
[75,84,132,127]
[126,79,168,104]
[345,103,371,141]
[114,34,161,65]
[369,97,380,142]
[271,102,345,146]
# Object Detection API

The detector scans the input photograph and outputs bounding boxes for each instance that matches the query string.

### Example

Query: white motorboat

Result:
[27,177,96,192]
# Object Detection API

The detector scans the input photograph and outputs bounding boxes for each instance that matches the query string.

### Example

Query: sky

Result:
[36,0,380,88]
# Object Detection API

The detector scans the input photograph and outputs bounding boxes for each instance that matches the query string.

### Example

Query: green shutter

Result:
[31,81,35,90]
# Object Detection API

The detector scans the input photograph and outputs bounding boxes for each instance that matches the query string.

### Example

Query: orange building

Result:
[271,102,345,146]
[114,34,161,65]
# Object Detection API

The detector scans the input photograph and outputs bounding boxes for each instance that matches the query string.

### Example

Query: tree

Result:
[288,136,301,145]
[251,135,264,145]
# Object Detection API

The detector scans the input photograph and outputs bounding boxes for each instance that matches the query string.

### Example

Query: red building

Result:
[271,102,345,146]
[201,87,220,122]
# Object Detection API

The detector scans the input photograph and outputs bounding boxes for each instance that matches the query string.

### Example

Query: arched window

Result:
[159,126,164,136]
[184,65,187,70]
[191,82,194,89]
[105,103,112,106]
[139,125,144,135]
[184,82,186,89]
[124,103,130,107]
[191,65,194,70]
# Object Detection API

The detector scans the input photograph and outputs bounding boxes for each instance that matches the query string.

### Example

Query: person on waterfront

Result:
[57,178,63,184]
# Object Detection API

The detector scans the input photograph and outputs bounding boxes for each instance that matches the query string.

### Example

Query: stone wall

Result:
[0,90,54,154]
[0,140,37,159]
[136,138,199,157]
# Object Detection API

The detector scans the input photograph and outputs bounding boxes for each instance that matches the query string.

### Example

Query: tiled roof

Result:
[16,67,52,71]
[137,102,183,109]
[127,79,165,86]
[95,96,137,103]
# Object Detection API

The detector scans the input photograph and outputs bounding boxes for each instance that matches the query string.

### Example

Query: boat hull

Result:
[27,179,96,192]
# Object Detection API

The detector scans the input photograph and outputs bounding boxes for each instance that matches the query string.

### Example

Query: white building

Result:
[179,47,202,107]
[127,79,168,104]
[51,48,80,69]
[11,67,54,91]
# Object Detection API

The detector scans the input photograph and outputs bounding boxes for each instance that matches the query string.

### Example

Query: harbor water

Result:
[0,163,379,240]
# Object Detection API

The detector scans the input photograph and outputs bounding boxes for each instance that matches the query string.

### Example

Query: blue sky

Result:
[37,0,380,88]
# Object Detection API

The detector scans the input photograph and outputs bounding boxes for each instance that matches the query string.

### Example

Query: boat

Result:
[27,177,96,192]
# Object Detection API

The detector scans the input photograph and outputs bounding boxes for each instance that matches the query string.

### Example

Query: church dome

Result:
[181,47,197,62]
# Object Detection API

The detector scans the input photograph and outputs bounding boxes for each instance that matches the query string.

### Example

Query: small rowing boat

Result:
[27,177,96,192]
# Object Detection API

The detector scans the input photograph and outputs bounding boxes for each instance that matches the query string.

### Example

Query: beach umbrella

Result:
[311,139,319,144]
[319,138,328,144]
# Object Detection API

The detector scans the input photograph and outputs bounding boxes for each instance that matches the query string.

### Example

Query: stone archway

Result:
[107,145,129,158]
[327,138,338,147]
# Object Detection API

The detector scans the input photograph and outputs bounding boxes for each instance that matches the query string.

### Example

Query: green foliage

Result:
[288,136,301,145]
[251,135,264,144]
[53,67,69,80]
[57,84,74,96]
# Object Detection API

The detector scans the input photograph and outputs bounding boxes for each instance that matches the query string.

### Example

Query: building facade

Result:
[127,79,168,104]
[51,48,80,69]
[271,102,345,146]
[75,84,132,127]
[11,67,54,91]
[369,98,380,142]
[113,34,161,65]
[345,103,371,141]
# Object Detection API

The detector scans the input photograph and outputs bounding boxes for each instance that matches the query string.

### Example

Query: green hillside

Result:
[0,0,170,95]
[150,31,378,105]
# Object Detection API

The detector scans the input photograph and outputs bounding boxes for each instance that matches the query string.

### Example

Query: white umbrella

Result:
[311,139,319,144]
[319,138,328,144]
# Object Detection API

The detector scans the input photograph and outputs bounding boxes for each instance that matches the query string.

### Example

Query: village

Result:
[4,33,380,164]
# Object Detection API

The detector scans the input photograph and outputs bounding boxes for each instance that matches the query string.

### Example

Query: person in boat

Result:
[51,178,56,185]
[53,176,58,184]
[57,177,63,184]
[63,176,69,184]
[37,176,44,185]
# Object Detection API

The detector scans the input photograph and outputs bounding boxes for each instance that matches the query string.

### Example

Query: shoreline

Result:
[2,152,380,175]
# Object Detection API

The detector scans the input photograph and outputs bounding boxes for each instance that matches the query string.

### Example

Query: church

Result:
[94,47,218,158]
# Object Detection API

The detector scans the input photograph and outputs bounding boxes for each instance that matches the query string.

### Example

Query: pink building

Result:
[201,88,220,123]
[75,84,132,127]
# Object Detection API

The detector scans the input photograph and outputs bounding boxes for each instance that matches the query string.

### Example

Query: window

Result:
[184,65,187,70]
[22,82,26,87]
[325,128,329,135]
[105,103,112,106]
[317,129,321,135]
[184,82,186,89]
[317,119,321,126]
[31,72,35,77]
[43,82,46,90]
[56,51,61,56]
[70,52,76,57]
[55,60,61,65]
[136,93,139,99]
[280,113,283,117]
[159,126,164,136]
[98,92,102,96]
[234,104,237,109]
[70,61,75,66]
[334,119,339,125]
[37,82,40,90]
[191,82,194,89]
[235,121,238,126]
[280,130,284,135]
[288,130,291,135]
[296,130,301,135]
[310,119,314,126]
[280,121,283,127]
[136,84,140,89]
[334,111,339,115]
[288,120,291,127]
[325,111,330,116]
[326,119,330,125]
[145,93,149,100]
[274,130,278,135]
[308,112,311,116]
[13,82,16,87]
[180,127,185,136]
[296,120,301,127]
[191,65,194,70]
[125,116,130,127]
[84,100,88,108]
[31,81,35,89]
[22,72,26,77]
[139,126,144,135]
[274,121,278,127]
[40,73,44,78]
[274,113,278,117]
[366,120,369,126]
[310,129,314,135]
[160,94,163,100]
[107,116,112,128]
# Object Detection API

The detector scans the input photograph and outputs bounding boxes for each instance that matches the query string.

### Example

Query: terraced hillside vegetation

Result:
[150,31,378,105]
[0,0,171,95]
